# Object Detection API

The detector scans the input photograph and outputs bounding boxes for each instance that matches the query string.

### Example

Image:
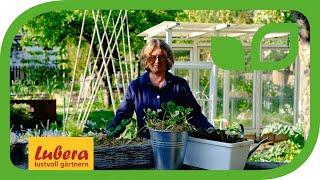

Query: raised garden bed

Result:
[94,140,154,169]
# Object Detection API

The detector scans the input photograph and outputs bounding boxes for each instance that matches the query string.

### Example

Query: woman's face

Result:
[147,47,167,74]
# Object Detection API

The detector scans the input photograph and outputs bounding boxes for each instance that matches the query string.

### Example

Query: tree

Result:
[21,10,181,106]
[292,11,310,139]
[22,10,181,57]
[177,10,293,24]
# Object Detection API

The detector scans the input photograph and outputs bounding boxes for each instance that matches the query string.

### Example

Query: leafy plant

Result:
[95,118,138,145]
[190,123,245,143]
[261,122,291,136]
[10,70,62,100]
[226,122,241,136]
[64,118,82,137]
[45,76,58,99]
[250,123,304,163]
[288,123,304,148]
[105,118,132,138]
[119,118,138,140]
[249,140,301,163]
[10,103,33,130]
[82,109,114,132]
[10,80,32,99]
[145,101,192,132]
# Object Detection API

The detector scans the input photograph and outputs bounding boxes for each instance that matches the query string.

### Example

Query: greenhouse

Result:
[139,21,301,138]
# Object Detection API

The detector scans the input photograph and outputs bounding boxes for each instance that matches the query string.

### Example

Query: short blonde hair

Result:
[140,39,174,72]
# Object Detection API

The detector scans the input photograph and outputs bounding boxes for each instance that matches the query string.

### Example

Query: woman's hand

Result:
[97,132,107,141]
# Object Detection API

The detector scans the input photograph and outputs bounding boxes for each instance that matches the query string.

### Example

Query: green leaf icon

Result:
[211,23,298,72]
[211,37,245,71]
[249,23,298,71]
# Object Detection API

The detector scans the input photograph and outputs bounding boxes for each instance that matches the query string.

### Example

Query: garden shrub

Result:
[249,123,304,163]
[249,140,301,163]
[10,103,33,130]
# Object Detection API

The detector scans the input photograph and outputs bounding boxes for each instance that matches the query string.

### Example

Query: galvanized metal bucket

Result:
[149,129,188,170]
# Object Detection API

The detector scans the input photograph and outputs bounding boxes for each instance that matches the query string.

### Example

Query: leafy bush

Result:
[261,122,304,148]
[64,118,82,137]
[105,118,132,137]
[288,123,304,148]
[249,140,301,163]
[84,110,114,133]
[250,123,304,162]
[10,103,33,129]
[119,118,138,140]
[261,122,291,136]
[95,118,138,145]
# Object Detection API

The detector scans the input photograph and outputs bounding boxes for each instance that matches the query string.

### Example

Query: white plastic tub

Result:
[183,137,254,170]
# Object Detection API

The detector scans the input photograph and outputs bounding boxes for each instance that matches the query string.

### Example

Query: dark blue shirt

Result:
[107,71,213,137]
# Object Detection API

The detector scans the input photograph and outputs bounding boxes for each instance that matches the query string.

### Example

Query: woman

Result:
[106,39,213,138]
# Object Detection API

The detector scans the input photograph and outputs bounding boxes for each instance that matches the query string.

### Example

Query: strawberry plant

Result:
[145,101,192,132]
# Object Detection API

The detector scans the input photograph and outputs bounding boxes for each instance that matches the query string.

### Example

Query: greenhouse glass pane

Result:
[213,70,224,127]
[199,48,212,62]
[195,69,211,119]
[261,65,295,126]
[229,71,253,128]
[261,47,294,126]
[173,49,190,61]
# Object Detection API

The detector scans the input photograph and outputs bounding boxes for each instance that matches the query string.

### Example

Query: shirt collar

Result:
[140,71,174,86]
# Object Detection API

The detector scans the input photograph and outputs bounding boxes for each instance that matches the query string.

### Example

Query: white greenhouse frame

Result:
[138,21,301,138]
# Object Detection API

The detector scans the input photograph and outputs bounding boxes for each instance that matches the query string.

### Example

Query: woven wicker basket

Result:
[94,142,154,169]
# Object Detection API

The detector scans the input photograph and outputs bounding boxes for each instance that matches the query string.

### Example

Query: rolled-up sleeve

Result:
[180,79,213,129]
